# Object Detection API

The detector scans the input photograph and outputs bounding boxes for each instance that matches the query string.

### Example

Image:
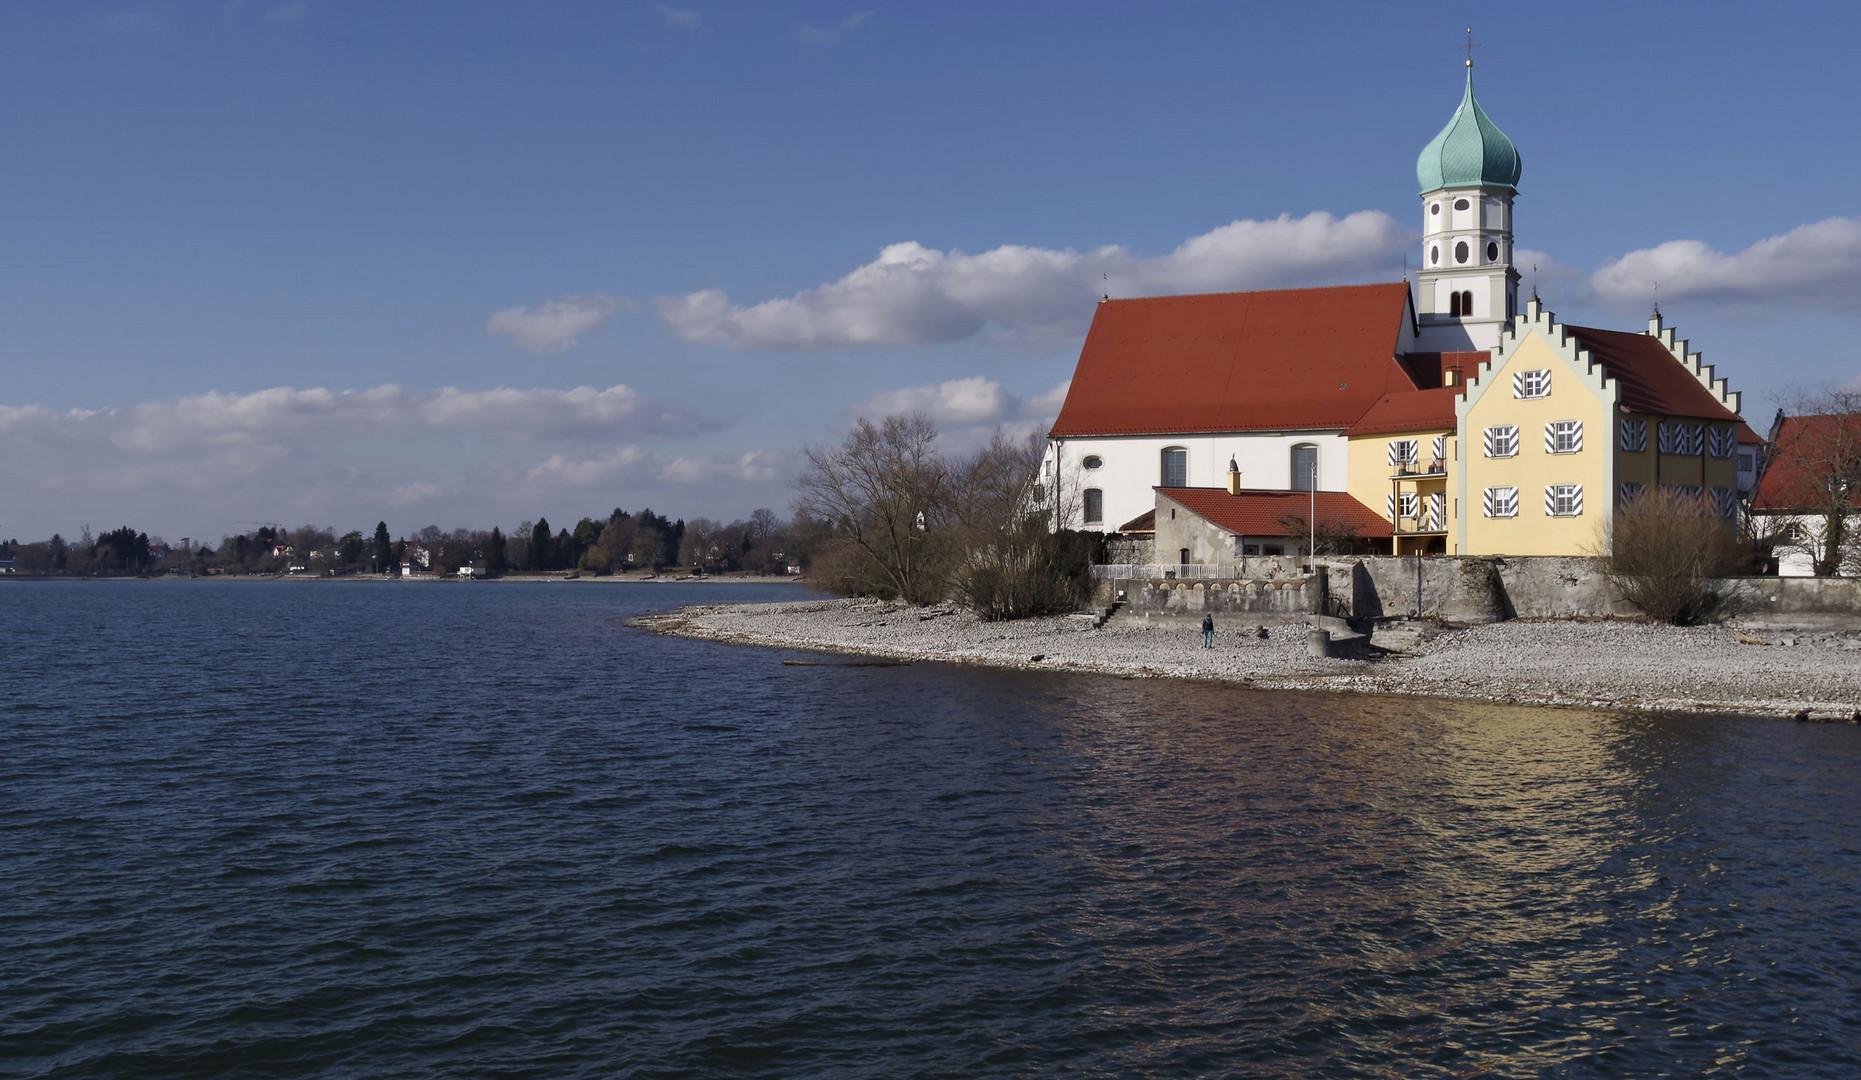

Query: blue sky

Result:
[4,1,1860,542]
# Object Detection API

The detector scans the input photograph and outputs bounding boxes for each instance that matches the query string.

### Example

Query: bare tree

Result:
[1599,488,1740,624]
[796,412,953,604]
[948,429,1098,619]
[1771,393,1861,576]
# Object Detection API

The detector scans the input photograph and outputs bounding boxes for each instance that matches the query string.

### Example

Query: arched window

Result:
[1161,447,1187,488]
[1454,240,1469,264]
[1460,290,1474,315]
[1290,443,1318,491]
[1449,292,1462,317]
[1083,488,1103,525]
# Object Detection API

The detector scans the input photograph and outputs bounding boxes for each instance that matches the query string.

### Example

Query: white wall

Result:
[1047,431,1349,534]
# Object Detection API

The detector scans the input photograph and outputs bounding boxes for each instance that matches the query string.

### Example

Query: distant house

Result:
[1153,486,1393,573]
[1750,413,1861,576]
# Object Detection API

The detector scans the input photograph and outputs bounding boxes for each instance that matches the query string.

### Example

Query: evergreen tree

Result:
[529,517,552,571]
[372,521,393,574]
[487,527,507,576]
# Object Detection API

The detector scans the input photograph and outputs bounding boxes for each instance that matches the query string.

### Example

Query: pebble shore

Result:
[643,598,1861,719]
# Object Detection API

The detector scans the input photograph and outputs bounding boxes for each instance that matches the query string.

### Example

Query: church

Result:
[1045,61,1760,560]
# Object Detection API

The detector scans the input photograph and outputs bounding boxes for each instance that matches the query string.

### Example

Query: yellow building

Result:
[1455,300,1758,556]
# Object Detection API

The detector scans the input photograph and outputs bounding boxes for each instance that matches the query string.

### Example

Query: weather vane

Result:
[1463,27,1481,68]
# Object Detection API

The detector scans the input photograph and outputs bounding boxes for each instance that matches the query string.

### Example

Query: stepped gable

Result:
[1752,415,1861,513]
[1161,487,1393,537]
[1049,283,1417,438]
[1562,324,1755,434]
[1344,386,1463,436]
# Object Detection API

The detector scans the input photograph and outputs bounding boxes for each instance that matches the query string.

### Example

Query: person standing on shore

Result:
[1202,614,1215,649]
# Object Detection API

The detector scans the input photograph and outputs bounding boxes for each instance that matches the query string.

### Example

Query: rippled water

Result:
[3,580,1860,1078]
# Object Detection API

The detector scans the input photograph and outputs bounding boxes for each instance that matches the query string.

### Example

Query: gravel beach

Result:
[643,598,1861,719]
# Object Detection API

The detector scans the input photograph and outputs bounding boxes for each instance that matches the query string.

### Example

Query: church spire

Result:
[1414,47,1522,353]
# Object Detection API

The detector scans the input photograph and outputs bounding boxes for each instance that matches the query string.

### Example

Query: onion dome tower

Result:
[1415,57,1521,351]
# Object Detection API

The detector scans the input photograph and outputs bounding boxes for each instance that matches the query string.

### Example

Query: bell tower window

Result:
[1429,245,1439,265]
[1454,241,1469,264]
[1487,241,1499,261]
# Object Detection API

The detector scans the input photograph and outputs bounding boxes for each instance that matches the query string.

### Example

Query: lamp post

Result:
[1309,459,1317,577]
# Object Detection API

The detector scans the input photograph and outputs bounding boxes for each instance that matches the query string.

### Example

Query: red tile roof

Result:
[1161,487,1392,537]
[1396,350,1489,389]
[1343,387,1462,436]
[1115,509,1156,534]
[1049,284,1418,438]
[1562,325,1747,427]
[1752,414,1861,513]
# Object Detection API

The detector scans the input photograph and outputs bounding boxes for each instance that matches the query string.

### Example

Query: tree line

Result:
[0,506,817,579]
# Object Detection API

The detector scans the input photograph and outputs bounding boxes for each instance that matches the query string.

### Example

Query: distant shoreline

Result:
[643,598,1861,720]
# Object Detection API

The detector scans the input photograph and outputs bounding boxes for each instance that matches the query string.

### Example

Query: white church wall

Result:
[1048,432,1350,534]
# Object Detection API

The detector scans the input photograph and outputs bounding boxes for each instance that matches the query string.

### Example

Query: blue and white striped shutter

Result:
[1432,435,1446,464]
[1688,425,1705,455]
[1618,481,1645,507]
[1387,494,1396,520]
[1512,371,1525,398]
[1711,487,1737,517]
[1483,487,1500,517]
[1709,427,1734,458]
[1427,492,1445,530]
[1620,419,1646,452]
[1544,485,1557,516]
[1570,485,1583,515]
[1657,422,1675,454]
[1400,493,1419,518]
[1544,422,1556,454]
[1568,422,1582,452]
[1483,426,1499,457]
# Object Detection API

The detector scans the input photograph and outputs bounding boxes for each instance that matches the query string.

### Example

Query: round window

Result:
[1454,198,1470,211]
[1487,241,1499,261]
[1430,203,1440,216]
[1454,241,1469,264]
[1083,455,1103,470]
[1430,245,1439,266]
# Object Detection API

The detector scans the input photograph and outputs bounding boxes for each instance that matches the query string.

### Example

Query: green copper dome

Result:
[1416,69,1521,194]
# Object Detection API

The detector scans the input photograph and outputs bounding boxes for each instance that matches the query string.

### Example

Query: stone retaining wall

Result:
[1097,555,1861,627]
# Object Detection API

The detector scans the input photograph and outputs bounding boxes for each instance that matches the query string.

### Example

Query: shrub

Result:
[1602,489,1739,624]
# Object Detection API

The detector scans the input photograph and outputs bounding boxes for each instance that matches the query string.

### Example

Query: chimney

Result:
[1226,457,1241,496]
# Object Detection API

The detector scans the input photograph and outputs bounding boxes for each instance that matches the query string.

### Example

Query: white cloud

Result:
[486,292,632,352]
[526,446,783,488]
[1590,217,1861,313]
[388,482,441,507]
[656,4,703,30]
[0,382,710,454]
[654,211,1410,351]
[848,376,1073,451]
[798,10,872,45]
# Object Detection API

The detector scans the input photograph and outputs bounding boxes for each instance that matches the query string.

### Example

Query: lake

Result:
[3,580,1858,1077]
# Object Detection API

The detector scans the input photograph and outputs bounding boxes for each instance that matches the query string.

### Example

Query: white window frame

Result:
[1708,427,1736,459]
[1545,420,1584,455]
[1083,488,1104,525]
[1513,369,1551,399]
[1387,438,1419,468]
[1545,484,1584,517]
[1482,486,1519,518]
[1483,425,1519,458]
